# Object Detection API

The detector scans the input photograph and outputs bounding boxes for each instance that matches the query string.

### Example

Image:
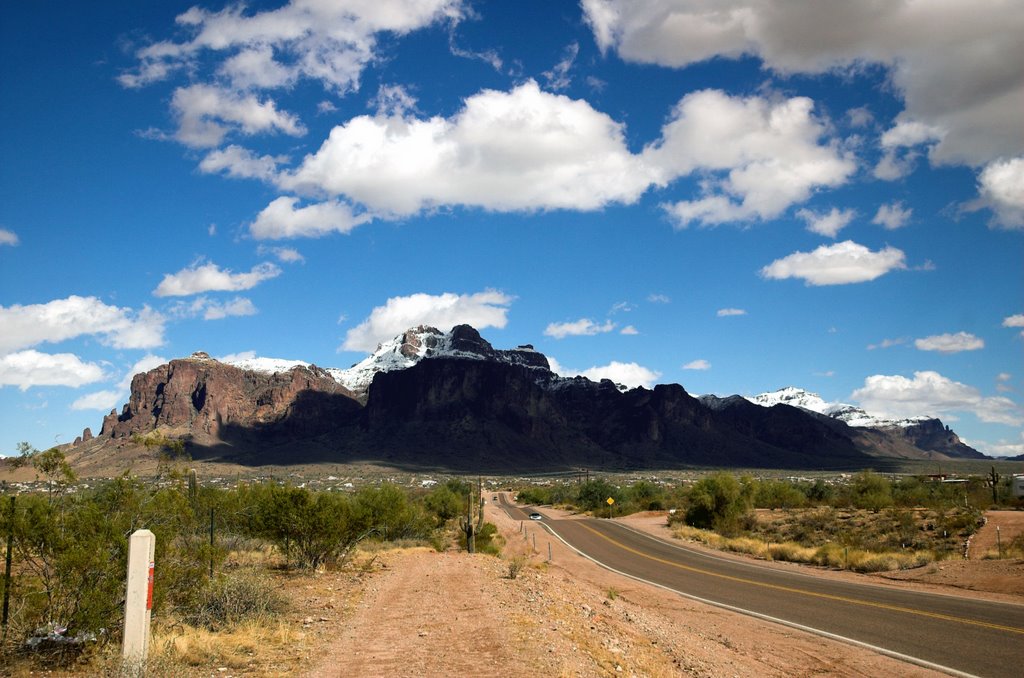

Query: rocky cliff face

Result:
[97,352,358,443]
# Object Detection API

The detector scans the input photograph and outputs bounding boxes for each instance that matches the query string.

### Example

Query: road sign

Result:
[606,497,615,505]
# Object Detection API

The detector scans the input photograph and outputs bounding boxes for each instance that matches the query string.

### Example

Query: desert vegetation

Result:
[517,470,1019,573]
[0,447,492,674]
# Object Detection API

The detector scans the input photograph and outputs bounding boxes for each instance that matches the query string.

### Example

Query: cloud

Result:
[168,296,258,321]
[544,318,615,339]
[0,228,18,246]
[342,290,513,352]
[647,294,671,304]
[1003,314,1024,328]
[72,354,168,411]
[70,390,122,412]
[0,350,105,391]
[760,240,906,286]
[682,359,711,371]
[867,337,908,351]
[199,145,286,181]
[256,245,305,264]
[852,370,1022,426]
[872,202,912,230]
[977,157,1024,229]
[914,332,984,354]
[154,261,281,297]
[650,90,855,227]
[171,84,305,148]
[716,308,747,317]
[549,359,662,389]
[580,0,1024,168]
[0,296,165,354]
[249,197,372,240]
[796,207,855,238]
[282,80,656,215]
[120,0,463,94]
[543,42,579,91]
[620,325,639,335]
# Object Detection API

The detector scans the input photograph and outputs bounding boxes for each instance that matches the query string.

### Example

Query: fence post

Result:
[123,529,156,663]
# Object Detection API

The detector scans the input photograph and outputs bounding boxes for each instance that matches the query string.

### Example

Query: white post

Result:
[122,529,155,663]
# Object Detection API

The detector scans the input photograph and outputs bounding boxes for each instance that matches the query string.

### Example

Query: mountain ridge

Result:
[64,325,986,471]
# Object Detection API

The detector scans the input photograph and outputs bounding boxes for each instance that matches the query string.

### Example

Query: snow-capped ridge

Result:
[747,386,927,428]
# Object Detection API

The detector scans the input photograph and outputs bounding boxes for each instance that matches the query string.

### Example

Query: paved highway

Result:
[498,496,1024,678]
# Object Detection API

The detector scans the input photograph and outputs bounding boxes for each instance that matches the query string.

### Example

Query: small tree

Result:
[685,473,749,536]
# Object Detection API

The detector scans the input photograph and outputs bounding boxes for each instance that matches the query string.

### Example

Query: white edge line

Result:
[532,518,980,678]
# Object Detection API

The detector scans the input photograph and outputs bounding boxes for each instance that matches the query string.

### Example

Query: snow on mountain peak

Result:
[747,387,927,428]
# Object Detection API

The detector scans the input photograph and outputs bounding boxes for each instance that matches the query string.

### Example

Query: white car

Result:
[529,512,543,520]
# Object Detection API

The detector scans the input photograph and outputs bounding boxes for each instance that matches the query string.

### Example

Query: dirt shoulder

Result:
[301,502,949,678]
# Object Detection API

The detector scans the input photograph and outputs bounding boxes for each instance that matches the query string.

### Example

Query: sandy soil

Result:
[969,510,1024,559]
[299,502,955,678]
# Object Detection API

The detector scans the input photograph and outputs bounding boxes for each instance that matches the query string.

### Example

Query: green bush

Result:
[684,473,749,536]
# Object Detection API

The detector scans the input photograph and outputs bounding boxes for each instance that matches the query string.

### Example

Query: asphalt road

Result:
[497,496,1024,678]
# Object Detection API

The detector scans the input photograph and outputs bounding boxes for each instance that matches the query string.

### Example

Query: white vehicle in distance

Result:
[529,512,543,520]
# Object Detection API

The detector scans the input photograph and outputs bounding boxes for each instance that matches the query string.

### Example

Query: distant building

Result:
[1012,475,1024,499]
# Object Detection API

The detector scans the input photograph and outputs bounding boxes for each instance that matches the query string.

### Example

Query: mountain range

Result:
[62,325,986,474]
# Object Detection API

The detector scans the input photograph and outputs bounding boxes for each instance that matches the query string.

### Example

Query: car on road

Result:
[529,512,543,520]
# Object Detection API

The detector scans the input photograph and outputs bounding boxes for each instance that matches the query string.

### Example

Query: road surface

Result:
[497,496,1024,678]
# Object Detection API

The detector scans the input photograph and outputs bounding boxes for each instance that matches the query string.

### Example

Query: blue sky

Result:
[2,0,1022,458]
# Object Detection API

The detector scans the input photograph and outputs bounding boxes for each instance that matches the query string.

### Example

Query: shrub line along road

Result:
[497,496,1024,678]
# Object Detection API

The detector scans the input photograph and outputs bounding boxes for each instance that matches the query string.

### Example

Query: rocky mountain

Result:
[66,326,986,473]
[743,387,984,460]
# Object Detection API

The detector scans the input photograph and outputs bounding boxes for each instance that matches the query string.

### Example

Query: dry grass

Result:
[671,524,936,573]
[151,617,300,670]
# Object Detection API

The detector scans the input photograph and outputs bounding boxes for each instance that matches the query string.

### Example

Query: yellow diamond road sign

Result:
[606,497,615,505]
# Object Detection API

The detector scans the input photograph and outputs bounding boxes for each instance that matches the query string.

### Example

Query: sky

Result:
[1,0,1022,458]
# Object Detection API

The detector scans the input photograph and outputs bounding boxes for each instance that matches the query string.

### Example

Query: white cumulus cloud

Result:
[154,261,281,297]
[544,318,616,340]
[0,350,105,391]
[342,290,513,352]
[199,145,286,181]
[852,371,1022,426]
[579,362,661,388]
[1003,314,1024,328]
[249,197,372,240]
[581,0,1024,168]
[914,332,984,354]
[120,0,463,94]
[760,240,906,286]
[682,359,711,371]
[796,207,855,238]
[0,296,165,354]
[282,80,656,215]
[872,202,912,230]
[0,228,18,246]
[978,157,1024,229]
[171,84,305,148]
[649,90,855,227]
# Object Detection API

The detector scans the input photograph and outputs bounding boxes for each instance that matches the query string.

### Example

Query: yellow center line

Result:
[575,522,1024,636]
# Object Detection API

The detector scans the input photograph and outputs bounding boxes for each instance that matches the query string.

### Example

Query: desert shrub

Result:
[243,484,365,570]
[847,471,894,512]
[473,522,503,555]
[575,479,622,512]
[506,555,527,579]
[186,571,285,630]
[684,473,749,536]
[752,480,808,509]
[626,480,667,511]
[354,484,432,541]
[423,484,464,525]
